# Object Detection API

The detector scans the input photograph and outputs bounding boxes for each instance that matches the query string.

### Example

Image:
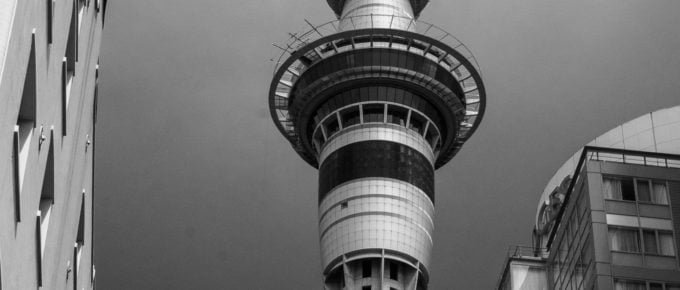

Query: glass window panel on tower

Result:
[340,106,361,128]
[363,104,385,123]
[387,105,408,126]
[409,112,426,135]
[324,114,341,137]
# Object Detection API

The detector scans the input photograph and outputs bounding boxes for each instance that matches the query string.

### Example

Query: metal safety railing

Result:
[271,14,482,77]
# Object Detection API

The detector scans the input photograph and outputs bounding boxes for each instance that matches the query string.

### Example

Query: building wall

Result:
[585,161,680,289]
[0,0,104,289]
[547,167,596,290]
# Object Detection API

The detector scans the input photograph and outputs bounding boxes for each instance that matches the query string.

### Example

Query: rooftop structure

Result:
[269,0,485,288]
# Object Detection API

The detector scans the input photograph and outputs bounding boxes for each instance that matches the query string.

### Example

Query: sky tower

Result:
[269,1,486,288]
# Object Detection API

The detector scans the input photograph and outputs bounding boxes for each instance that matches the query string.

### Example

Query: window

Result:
[667,284,680,290]
[362,286,371,290]
[312,129,325,152]
[658,231,675,256]
[14,33,37,221]
[650,283,663,290]
[636,180,651,202]
[614,279,645,290]
[621,179,636,201]
[609,227,640,253]
[362,104,384,123]
[643,230,657,254]
[425,123,440,148]
[609,227,675,256]
[650,182,669,205]
[340,106,360,128]
[74,193,86,288]
[323,114,340,137]
[67,0,78,66]
[386,105,408,126]
[603,177,669,205]
[35,214,43,286]
[389,261,398,281]
[340,201,348,209]
[39,138,54,257]
[408,112,426,135]
[47,0,54,44]
[362,260,371,278]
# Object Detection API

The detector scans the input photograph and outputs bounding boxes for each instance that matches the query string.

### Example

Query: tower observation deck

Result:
[268,1,486,288]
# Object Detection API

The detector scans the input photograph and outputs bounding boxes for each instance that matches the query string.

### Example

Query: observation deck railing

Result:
[271,14,482,77]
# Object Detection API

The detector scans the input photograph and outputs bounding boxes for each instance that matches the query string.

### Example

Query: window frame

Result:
[602,176,669,206]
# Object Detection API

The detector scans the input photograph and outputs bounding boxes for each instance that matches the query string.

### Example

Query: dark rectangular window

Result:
[425,123,439,148]
[362,260,371,278]
[408,112,426,135]
[650,283,663,290]
[36,214,42,286]
[47,0,54,44]
[621,179,636,201]
[362,104,384,123]
[389,262,398,280]
[61,59,68,136]
[340,107,360,128]
[340,201,348,209]
[362,286,371,290]
[386,105,408,126]
[323,114,340,137]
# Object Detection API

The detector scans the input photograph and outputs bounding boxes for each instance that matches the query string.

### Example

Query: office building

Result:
[0,0,107,288]
[498,106,680,290]
[269,0,486,288]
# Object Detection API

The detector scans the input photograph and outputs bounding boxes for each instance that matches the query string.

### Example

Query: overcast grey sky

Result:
[95,1,680,289]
